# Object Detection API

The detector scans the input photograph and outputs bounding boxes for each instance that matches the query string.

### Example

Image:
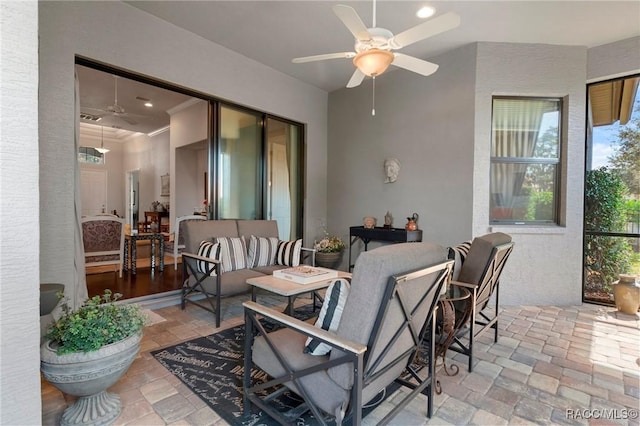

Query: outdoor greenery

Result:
[609,110,640,194]
[45,290,146,355]
[584,168,632,291]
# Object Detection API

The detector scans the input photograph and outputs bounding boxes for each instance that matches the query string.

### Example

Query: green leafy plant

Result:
[584,168,632,291]
[45,290,146,355]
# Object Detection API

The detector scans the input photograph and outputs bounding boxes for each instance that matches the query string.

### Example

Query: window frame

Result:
[77,146,105,164]
[489,96,563,225]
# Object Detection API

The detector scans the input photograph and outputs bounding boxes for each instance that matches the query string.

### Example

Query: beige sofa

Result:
[180,219,312,326]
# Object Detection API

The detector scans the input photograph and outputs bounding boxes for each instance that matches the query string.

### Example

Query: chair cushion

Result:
[216,236,248,272]
[457,232,512,285]
[196,241,220,276]
[252,328,349,418]
[304,278,351,356]
[447,240,472,281]
[328,242,447,389]
[276,239,302,267]
[247,235,279,268]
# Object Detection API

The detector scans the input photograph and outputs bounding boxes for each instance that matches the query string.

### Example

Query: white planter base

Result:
[61,390,121,426]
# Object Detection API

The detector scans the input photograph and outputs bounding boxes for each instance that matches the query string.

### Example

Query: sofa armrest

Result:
[300,246,316,266]
[182,251,221,277]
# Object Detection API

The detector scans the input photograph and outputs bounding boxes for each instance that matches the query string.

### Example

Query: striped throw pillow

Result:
[196,241,221,276]
[216,236,248,272]
[304,278,351,356]
[247,235,279,268]
[447,240,472,281]
[275,239,302,267]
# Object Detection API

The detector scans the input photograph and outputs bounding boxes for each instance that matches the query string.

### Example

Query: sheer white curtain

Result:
[491,99,557,209]
[73,72,89,308]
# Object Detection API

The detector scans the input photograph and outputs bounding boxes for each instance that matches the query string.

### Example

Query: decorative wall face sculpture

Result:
[384,158,400,183]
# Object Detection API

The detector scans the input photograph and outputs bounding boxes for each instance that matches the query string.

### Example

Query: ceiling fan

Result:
[292,2,460,89]
[83,76,141,126]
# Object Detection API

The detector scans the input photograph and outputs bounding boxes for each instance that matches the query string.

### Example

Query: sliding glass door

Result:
[217,106,263,219]
[216,107,305,240]
[266,117,303,240]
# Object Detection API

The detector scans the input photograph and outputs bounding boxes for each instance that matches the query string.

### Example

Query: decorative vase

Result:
[315,251,343,269]
[612,274,640,315]
[40,332,142,426]
[405,213,419,231]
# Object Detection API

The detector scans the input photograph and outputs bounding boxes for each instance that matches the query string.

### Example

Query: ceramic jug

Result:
[405,213,419,231]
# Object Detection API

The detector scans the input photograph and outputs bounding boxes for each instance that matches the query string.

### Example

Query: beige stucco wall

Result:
[474,42,587,306]
[328,39,637,306]
[0,1,42,424]
[328,43,478,258]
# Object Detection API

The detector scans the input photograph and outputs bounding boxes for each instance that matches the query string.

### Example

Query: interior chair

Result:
[448,232,514,372]
[165,214,207,270]
[243,242,453,425]
[81,216,125,277]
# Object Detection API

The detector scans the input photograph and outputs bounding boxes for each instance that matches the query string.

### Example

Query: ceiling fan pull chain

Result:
[372,76,376,116]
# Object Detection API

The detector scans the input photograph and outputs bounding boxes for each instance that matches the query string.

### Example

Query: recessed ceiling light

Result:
[136,96,153,107]
[416,5,435,19]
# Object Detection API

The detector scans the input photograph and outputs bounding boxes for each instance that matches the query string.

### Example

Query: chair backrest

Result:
[81,216,125,260]
[328,242,451,395]
[457,232,514,309]
[175,215,207,249]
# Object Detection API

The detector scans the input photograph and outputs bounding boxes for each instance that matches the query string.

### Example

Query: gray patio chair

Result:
[243,242,453,425]
[448,232,514,372]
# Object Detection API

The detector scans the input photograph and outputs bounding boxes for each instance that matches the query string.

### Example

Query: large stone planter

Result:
[315,251,343,269]
[41,332,142,426]
[613,274,640,315]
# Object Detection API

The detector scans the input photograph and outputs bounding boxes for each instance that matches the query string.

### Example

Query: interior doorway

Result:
[81,169,107,216]
[126,169,140,229]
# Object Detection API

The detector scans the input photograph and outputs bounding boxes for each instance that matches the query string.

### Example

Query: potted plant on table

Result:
[40,290,146,426]
[314,234,346,269]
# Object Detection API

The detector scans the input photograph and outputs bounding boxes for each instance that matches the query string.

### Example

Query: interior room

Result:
[2,1,639,425]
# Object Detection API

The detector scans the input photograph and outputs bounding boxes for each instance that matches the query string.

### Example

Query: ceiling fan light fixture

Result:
[96,126,110,154]
[353,49,394,77]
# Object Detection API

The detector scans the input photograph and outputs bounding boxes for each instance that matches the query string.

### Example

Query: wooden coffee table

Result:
[247,269,351,316]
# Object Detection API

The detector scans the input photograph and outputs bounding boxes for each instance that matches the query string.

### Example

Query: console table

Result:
[124,232,165,274]
[349,226,423,271]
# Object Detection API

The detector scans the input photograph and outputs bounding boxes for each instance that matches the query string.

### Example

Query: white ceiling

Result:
[80,1,640,134]
[127,1,640,92]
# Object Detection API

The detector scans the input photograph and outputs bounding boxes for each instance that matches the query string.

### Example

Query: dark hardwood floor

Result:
[86,265,183,300]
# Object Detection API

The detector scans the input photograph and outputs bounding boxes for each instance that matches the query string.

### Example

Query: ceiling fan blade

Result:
[346,69,366,88]
[392,53,439,76]
[118,115,138,126]
[292,52,355,63]
[391,12,460,49]
[333,5,371,41]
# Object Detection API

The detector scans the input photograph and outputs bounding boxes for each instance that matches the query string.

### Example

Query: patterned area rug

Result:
[151,306,396,425]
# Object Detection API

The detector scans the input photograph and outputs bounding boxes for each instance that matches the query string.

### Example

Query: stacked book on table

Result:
[273,266,338,284]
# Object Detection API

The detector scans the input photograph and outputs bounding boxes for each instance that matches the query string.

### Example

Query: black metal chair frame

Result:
[180,252,228,328]
[180,249,315,328]
[448,242,514,372]
[243,260,452,425]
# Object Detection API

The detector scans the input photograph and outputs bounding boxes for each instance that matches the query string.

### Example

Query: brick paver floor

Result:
[42,295,640,425]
